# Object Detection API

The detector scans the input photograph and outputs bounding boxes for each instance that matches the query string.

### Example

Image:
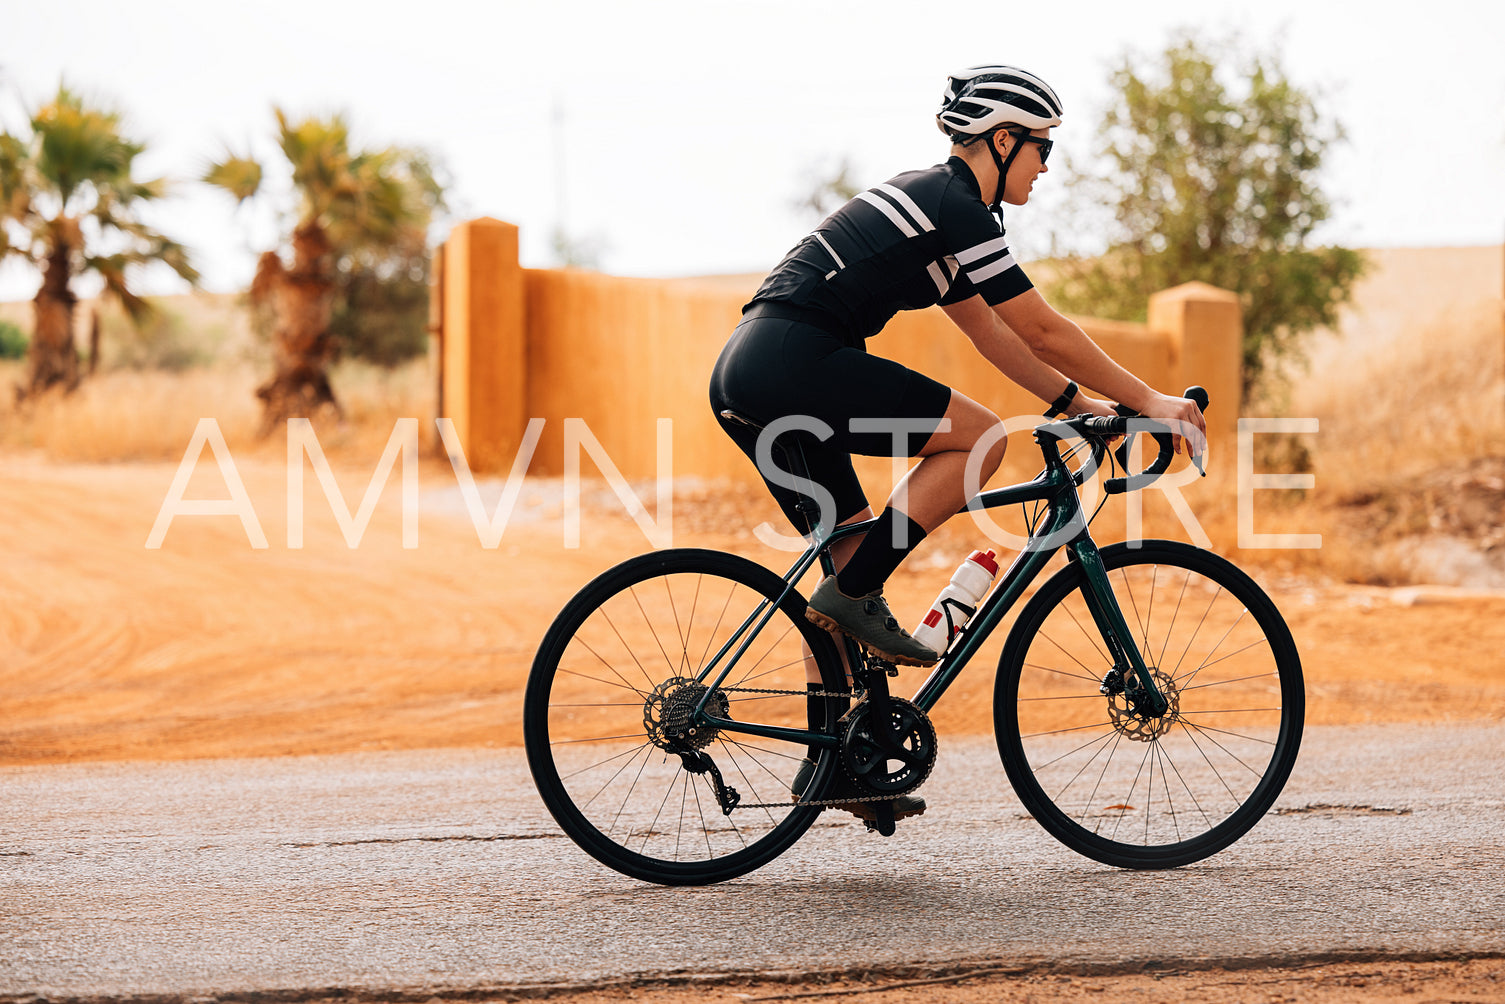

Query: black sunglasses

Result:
[1007,130,1053,164]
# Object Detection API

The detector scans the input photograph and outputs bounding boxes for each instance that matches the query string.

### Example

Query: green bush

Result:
[1045,32,1366,399]
[0,320,27,360]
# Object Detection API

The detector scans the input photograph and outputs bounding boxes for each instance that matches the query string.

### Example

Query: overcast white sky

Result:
[1,0,1501,302]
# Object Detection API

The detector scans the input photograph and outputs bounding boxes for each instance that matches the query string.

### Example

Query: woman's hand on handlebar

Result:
[1075,394,1119,419]
[1137,391,1208,457]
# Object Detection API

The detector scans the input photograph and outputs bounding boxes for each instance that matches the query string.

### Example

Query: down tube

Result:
[909,543,1059,714]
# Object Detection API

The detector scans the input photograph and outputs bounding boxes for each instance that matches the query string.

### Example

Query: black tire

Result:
[995,541,1303,869]
[524,549,850,885]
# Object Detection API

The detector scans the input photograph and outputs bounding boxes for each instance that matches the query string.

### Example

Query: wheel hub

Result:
[644,677,728,752]
[1107,667,1180,741]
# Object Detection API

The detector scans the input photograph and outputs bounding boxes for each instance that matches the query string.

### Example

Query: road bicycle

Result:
[524,388,1304,885]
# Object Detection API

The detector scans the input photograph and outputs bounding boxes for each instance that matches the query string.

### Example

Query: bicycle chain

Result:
[712,685,909,810]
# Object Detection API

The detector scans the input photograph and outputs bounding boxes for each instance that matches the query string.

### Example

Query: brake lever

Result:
[1113,387,1211,476]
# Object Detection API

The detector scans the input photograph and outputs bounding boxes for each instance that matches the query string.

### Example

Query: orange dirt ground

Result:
[2,452,1502,766]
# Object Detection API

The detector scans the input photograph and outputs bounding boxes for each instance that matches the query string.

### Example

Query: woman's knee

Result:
[925,394,1008,468]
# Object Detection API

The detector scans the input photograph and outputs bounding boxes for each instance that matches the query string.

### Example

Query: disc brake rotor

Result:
[1107,667,1180,741]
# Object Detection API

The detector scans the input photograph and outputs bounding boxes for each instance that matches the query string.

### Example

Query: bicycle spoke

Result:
[1080,730,1126,833]
[560,740,653,785]
[697,580,739,673]
[734,619,801,689]
[1021,720,1117,740]
[1021,659,1102,685]
[718,738,783,827]
[1169,587,1220,679]
[1152,742,1181,844]
[1043,732,1118,806]
[662,574,689,669]
[551,733,647,745]
[1158,570,1193,671]
[568,639,651,697]
[1061,601,1110,665]
[734,653,807,687]
[1018,691,1105,701]
[1157,738,1214,829]
[1180,671,1279,691]
[598,606,658,691]
[1035,626,1103,677]
[1175,605,1248,689]
[1183,636,1272,683]
[1176,721,1249,804]
[630,583,679,679]
[1178,718,1279,754]
[1109,741,1154,843]
[604,746,654,837]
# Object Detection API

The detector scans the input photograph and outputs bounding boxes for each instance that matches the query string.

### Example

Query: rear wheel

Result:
[525,549,849,885]
[995,541,1303,868]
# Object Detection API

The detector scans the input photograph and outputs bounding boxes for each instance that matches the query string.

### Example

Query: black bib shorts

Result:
[708,306,952,533]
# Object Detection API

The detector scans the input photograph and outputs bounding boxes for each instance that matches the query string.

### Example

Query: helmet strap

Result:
[987,129,1026,219]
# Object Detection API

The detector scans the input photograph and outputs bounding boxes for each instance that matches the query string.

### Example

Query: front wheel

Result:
[524,549,850,885]
[995,541,1303,869]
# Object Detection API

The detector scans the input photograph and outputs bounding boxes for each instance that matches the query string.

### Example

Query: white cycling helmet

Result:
[937,65,1064,138]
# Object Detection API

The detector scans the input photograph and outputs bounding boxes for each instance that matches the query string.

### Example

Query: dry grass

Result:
[1271,279,1505,586]
[0,357,438,463]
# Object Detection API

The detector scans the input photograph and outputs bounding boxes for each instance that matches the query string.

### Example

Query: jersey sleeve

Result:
[939,188,1034,306]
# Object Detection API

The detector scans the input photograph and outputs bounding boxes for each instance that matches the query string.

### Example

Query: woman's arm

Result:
[991,289,1207,451]
[941,294,1113,417]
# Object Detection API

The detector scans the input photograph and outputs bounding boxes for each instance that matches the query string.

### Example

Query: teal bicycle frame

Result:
[687,423,1169,749]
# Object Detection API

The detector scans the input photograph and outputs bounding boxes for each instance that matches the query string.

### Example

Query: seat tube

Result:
[1070,540,1166,714]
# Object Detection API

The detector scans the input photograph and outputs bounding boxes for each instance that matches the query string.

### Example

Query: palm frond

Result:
[203,154,263,203]
[31,84,140,208]
[90,253,153,323]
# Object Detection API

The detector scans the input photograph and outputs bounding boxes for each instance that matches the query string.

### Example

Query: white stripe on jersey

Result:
[955,235,1011,265]
[966,252,1019,284]
[812,232,846,269]
[875,184,936,232]
[925,261,950,297]
[855,191,919,238]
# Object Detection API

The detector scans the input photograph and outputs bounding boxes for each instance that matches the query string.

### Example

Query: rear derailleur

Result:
[677,750,741,816]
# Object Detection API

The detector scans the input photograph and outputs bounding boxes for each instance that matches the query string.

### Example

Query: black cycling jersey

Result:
[746,156,1034,343]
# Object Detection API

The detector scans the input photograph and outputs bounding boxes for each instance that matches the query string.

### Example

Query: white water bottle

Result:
[912,549,1000,653]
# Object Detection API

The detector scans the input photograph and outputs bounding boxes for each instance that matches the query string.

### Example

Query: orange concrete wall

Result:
[523,270,748,480]
[437,219,1241,492]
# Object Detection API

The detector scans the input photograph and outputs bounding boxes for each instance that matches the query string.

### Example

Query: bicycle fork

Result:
[1070,541,1170,718]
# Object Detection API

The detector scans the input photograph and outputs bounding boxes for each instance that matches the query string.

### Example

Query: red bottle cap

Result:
[969,549,999,575]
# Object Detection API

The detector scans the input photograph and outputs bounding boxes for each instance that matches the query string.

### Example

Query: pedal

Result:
[865,800,897,837]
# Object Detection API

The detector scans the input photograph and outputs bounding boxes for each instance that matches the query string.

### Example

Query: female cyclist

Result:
[709,64,1206,678]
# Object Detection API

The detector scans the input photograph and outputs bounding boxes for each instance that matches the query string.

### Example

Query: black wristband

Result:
[1045,380,1078,418]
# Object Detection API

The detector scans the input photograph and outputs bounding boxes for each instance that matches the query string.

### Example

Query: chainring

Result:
[840,696,938,796]
[643,677,729,752]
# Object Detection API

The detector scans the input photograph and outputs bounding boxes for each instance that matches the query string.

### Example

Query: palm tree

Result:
[205,109,443,430]
[0,85,198,396]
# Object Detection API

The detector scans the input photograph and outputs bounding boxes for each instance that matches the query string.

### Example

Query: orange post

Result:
[440,217,527,472]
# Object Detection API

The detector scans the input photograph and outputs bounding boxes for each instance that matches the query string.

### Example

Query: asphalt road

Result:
[3,723,1503,998]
